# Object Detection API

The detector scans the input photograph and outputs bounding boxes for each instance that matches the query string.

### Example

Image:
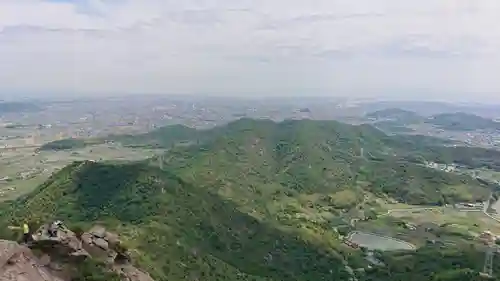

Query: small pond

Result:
[348,231,416,251]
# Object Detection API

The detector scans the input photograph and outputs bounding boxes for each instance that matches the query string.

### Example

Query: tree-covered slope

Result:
[427,112,500,131]
[39,118,496,205]
[1,161,494,281]
[158,119,492,206]
[0,161,350,281]
[365,108,424,124]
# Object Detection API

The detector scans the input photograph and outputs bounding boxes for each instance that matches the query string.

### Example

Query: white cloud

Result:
[0,0,500,100]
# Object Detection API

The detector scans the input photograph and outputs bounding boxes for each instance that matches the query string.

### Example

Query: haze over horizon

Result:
[1,0,500,101]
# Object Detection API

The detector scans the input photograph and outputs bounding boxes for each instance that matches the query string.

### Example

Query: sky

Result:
[1,0,500,100]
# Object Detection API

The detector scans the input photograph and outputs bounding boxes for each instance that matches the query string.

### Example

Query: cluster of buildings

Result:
[425,162,457,173]
[454,202,484,210]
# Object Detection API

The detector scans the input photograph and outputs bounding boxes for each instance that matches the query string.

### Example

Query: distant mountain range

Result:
[358,100,500,118]
[365,108,424,124]
[0,101,41,114]
[366,108,500,132]
[427,112,500,131]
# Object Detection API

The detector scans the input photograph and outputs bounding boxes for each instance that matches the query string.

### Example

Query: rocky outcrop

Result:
[81,225,122,263]
[1,224,155,281]
[0,240,64,281]
[83,225,120,250]
[114,264,156,281]
[81,225,152,281]
[31,223,89,264]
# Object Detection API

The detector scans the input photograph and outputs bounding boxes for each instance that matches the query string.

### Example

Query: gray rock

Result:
[94,238,109,250]
[114,265,156,281]
[81,233,93,245]
[104,231,119,244]
[0,240,65,281]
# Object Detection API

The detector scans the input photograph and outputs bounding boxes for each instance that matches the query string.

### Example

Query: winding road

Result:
[380,199,500,226]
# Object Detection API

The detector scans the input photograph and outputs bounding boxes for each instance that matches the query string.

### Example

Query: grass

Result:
[0,176,47,201]
[388,207,500,235]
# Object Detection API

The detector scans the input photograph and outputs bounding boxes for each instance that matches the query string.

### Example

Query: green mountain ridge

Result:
[40,119,499,206]
[365,108,500,132]
[365,108,424,124]
[155,119,492,205]
[427,112,500,131]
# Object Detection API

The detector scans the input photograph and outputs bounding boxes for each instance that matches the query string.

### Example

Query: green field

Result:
[0,144,164,201]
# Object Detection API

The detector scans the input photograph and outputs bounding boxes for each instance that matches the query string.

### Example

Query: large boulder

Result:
[31,223,89,261]
[1,222,157,281]
[82,225,131,264]
[93,238,109,251]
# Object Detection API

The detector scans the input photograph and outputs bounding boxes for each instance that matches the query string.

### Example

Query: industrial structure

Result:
[479,231,497,278]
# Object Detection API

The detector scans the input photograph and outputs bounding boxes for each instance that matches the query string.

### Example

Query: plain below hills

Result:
[0,101,41,114]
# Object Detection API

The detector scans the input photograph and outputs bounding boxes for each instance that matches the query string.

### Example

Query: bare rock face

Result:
[0,240,64,281]
[114,265,156,281]
[2,223,157,281]
[93,238,109,251]
[31,224,90,262]
[83,226,152,281]
[82,225,129,261]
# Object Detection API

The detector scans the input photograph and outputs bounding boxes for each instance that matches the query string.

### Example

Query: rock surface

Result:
[0,240,64,281]
[1,224,154,281]
[32,223,90,262]
[114,264,156,281]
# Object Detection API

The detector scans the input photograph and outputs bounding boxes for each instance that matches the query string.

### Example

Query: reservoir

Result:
[348,231,416,251]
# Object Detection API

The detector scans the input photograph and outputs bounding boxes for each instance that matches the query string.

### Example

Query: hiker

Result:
[7,222,31,243]
[22,222,30,243]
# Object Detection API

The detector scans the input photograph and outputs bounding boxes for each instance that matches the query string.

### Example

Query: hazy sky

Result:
[1,0,500,100]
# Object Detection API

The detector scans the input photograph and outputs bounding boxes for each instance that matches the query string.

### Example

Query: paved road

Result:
[482,195,500,223]
[0,145,40,151]
[380,207,441,217]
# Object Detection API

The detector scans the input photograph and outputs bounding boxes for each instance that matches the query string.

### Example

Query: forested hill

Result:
[365,108,424,124]
[427,112,500,131]
[0,161,350,281]
[2,160,497,281]
[364,108,500,132]
[41,118,498,204]
[156,119,492,205]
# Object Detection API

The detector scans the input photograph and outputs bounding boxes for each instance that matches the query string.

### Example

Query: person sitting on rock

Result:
[48,221,59,238]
